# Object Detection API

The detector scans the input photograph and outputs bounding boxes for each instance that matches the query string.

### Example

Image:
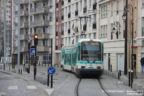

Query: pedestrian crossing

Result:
[7,85,37,90]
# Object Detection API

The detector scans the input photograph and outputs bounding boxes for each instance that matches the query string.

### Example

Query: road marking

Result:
[8,86,18,90]
[45,88,54,96]
[27,85,37,90]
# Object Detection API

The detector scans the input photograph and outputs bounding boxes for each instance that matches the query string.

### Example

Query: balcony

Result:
[24,22,28,28]
[38,33,49,39]
[44,6,49,13]
[21,34,29,40]
[83,24,87,31]
[75,10,78,16]
[44,20,49,26]
[19,0,29,4]
[24,10,28,16]
[37,46,50,52]
[68,13,71,18]
[83,7,87,13]
[31,21,44,27]
[31,8,44,14]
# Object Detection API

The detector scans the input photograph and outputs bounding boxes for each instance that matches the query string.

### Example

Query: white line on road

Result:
[45,88,54,96]
[26,85,37,90]
[0,92,6,96]
[8,86,18,90]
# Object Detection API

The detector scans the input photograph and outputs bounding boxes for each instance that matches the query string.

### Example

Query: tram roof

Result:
[78,39,102,43]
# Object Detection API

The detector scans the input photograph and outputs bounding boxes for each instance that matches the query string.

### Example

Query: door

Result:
[117,53,124,71]
[104,53,108,70]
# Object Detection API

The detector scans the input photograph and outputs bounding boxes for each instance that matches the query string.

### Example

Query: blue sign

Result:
[48,67,55,75]
[30,48,36,55]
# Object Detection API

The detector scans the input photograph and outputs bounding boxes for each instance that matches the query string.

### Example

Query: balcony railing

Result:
[31,21,44,27]
[31,8,44,14]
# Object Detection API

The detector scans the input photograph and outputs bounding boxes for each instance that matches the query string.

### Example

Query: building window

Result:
[142,0,144,8]
[142,17,144,36]
[116,0,119,15]
[110,23,114,40]
[43,26,48,34]
[93,14,96,29]
[62,24,64,35]
[111,1,113,16]
[43,39,48,46]
[100,25,107,38]
[93,33,96,39]
[101,4,107,19]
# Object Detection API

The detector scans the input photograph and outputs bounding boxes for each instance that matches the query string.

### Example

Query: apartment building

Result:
[55,0,97,65]
[0,0,12,59]
[12,0,55,65]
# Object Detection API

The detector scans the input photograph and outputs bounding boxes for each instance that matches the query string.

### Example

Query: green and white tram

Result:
[61,39,104,77]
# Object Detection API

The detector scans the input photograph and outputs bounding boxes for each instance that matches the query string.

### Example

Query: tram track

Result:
[75,78,111,96]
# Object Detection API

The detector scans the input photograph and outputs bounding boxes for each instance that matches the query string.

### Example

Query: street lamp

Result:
[122,11,127,75]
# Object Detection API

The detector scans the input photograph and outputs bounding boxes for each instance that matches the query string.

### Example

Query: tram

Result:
[61,39,104,77]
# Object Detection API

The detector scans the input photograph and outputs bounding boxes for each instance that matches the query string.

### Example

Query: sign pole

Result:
[51,39,53,88]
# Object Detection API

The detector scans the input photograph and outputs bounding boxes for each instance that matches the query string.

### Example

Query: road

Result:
[0,66,143,96]
[34,66,142,96]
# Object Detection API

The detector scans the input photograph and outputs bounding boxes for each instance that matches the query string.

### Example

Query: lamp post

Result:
[122,11,127,75]
[123,2,134,87]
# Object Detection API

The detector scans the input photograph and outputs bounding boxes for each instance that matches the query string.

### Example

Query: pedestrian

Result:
[140,57,144,72]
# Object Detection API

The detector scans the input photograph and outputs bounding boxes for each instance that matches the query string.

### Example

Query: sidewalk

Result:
[104,70,144,95]
[0,65,54,96]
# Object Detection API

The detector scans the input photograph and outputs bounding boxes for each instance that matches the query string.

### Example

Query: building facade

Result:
[0,0,12,61]
[12,0,55,65]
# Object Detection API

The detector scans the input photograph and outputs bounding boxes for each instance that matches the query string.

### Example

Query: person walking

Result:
[140,57,144,72]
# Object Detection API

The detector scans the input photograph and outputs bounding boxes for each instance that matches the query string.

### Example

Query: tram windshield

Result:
[81,42,102,62]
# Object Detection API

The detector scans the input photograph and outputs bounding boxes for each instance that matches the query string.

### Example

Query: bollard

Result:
[118,70,121,80]
[130,70,134,88]
[128,70,131,87]
[110,65,112,72]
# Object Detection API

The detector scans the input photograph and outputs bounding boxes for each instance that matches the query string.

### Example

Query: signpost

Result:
[47,67,55,88]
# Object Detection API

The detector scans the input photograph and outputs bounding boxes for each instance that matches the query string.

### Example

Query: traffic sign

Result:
[48,67,55,75]
[30,48,36,55]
